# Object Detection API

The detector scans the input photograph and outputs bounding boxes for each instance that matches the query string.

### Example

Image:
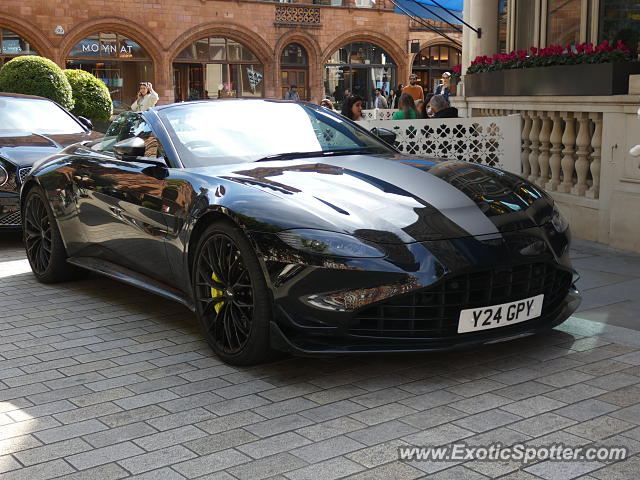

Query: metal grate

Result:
[18,167,31,184]
[0,211,21,226]
[349,262,573,338]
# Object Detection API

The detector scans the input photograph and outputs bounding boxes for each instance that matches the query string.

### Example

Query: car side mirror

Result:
[114,137,146,160]
[77,116,93,131]
[371,127,397,147]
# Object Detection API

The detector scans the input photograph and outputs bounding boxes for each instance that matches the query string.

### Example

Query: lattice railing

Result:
[362,109,398,121]
[358,115,521,172]
[275,5,321,25]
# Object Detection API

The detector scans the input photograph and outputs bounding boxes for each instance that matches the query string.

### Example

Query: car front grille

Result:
[0,210,21,226]
[349,262,573,338]
[18,167,31,184]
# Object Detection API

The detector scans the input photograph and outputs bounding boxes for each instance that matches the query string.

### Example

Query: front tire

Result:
[23,187,81,283]
[192,221,274,365]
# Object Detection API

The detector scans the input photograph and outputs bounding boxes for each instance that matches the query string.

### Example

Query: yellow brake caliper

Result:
[210,272,224,314]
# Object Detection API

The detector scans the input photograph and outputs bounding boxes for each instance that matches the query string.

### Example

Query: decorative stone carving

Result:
[275,6,321,26]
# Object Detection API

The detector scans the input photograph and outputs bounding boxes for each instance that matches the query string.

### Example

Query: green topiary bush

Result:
[63,69,113,122]
[0,56,74,110]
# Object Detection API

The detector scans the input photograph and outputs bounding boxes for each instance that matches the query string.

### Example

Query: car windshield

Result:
[0,96,84,135]
[158,100,392,167]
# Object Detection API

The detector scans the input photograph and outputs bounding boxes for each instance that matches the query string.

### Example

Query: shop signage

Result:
[247,67,263,91]
[81,41,133,56]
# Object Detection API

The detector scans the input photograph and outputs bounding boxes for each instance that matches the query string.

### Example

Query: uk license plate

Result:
[457,294,544,334]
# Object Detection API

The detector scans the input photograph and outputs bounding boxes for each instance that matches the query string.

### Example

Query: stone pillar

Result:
[462,0,499,73]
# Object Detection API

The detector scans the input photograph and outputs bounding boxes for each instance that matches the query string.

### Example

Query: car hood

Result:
[0,131,98,168]
[206,154,553,243]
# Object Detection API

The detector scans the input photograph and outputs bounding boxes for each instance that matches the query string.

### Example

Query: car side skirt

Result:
[67,256,195,311]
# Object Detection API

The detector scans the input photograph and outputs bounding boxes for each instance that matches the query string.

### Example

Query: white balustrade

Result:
[528,111,541,184]
[586,113,602,199]
[361,106,604,199]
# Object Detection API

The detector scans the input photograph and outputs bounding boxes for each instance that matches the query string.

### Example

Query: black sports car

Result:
[0,93,99,229]
[21,100,580,365]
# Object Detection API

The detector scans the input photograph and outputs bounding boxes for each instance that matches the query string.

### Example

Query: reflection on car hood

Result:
[0,131,98,167]
[200,154,553,243]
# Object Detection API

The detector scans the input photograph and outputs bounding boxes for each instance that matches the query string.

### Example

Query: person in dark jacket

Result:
[429,94,458,118]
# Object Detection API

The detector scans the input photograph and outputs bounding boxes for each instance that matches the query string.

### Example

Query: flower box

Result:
[465,62,640,96]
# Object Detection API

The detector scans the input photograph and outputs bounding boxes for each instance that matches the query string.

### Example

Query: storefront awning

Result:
[393,0,463,25]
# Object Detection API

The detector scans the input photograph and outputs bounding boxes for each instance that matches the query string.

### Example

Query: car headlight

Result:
[0,163,7,187]
[551,204,569,233]
[278,229,385,258]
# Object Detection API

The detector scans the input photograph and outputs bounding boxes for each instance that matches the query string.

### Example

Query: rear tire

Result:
[23,187,83,283]
[192,221,274,365]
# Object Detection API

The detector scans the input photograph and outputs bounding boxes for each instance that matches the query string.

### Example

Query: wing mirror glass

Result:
[113,137,146,160]
[77,116,93,131]
[371,127,397,147]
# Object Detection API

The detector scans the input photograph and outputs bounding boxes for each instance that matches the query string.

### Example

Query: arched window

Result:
[173,37,263,100]
[324,42,396,109]
[412,44,461,93]
[0,29,39,67]
[280,43,308,100]
[66,32,154,110]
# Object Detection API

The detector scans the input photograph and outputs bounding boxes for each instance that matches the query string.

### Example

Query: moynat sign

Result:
[81,41,133,56]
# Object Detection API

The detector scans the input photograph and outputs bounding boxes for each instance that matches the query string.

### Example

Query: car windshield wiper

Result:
[255,147,381,162]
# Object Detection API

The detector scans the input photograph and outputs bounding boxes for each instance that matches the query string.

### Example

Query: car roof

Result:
[0,92,54,101]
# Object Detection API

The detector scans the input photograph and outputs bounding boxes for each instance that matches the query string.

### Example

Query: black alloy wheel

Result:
[193,222,273,365]
[23,187,83,283]
[23,191,52,275]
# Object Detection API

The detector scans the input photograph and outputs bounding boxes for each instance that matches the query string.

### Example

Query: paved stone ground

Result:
[1,232,640,480]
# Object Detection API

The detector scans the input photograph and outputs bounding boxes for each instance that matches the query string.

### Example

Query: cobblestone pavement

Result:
[1,232,640,480]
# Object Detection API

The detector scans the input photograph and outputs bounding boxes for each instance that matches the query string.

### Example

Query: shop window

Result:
[324,42,396,109]
[66,32,154,110]
[547,0,582,46]
[600,0,640,57]
[174,37,263,99]
[0,29,39,66]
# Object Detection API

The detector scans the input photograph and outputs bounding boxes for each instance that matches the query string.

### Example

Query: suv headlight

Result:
[551,204,569,233]
[278,229,385,258]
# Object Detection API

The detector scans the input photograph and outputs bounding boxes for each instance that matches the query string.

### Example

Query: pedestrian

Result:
[415,99,424,118]
[402,74,424,102]
[341,95,363,121]
[391,93,418,120]
[131,82,159,111]
[429,94,458,118]
[434,72,451,101]
[391,84,403,108]
[373,88,388,109]
[320,98,336,111]
[387,89,397,109]
[284,85,301,102]
[421,93,434,118]
[332,85,343,103]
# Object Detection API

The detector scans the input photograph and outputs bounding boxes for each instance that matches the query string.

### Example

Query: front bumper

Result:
[253,225,578,355]
[270,288,580,355]
[0,193,21,229]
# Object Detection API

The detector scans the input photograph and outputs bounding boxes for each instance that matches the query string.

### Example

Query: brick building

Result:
[0,0,461,108]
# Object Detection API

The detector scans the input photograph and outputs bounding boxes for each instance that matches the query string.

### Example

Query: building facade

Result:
[456,0,640,253]
[0,0,461,108]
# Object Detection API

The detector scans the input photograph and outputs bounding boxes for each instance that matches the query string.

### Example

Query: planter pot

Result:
[465,62,640,96]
